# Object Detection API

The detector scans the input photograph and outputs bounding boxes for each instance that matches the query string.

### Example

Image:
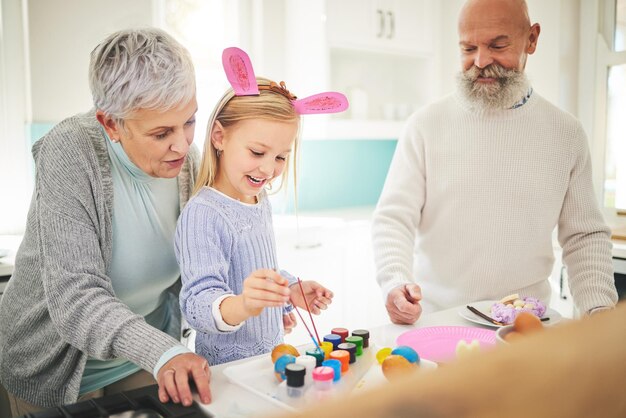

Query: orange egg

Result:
[513,311,543,334]
[271,344,300,363]
[381,354,418,381]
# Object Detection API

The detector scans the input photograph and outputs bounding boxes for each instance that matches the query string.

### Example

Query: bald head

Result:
[459,0,531,36]
[456,0,540,109]
[459,0,530,33]
[457,0,540,72]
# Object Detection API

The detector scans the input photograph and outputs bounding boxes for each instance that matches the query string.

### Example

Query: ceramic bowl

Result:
[495,324,515,345]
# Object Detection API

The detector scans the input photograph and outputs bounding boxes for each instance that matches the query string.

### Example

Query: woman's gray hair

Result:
[89,28,195,122]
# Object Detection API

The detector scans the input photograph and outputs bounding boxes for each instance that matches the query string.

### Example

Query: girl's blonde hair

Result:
[194,77,301,196]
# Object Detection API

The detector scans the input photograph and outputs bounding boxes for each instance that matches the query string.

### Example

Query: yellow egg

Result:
[376,347,393,364]
[381,354,417,381]
[271,344,300,363]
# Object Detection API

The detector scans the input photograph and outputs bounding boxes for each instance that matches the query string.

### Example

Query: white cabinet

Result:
[283,0,440,140]
[326,0,433,55]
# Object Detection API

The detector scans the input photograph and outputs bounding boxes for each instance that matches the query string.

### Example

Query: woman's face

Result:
[98,97,198,178]
[212,118,298,204]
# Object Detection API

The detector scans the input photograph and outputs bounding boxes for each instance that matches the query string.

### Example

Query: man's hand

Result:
[157,352,211,406]
[385,284,422,324]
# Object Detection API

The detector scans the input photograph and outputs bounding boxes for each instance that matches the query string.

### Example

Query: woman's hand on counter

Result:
[157,353,212,406]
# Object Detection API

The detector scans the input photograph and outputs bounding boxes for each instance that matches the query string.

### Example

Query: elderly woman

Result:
[0,28,211,416]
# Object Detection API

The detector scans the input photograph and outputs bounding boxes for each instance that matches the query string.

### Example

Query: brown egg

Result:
[271,343,300,363]
[382,354,418,381]
[514,311,543,334]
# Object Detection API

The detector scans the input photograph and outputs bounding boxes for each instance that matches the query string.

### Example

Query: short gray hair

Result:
[89,28,195,121]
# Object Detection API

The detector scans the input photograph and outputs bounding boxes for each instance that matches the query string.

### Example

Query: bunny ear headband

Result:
[222,47,349,114]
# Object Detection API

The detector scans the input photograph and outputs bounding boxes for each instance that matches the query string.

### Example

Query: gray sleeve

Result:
[36,136,181,373]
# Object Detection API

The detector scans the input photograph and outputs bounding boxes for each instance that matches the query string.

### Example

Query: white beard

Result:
[457,64,530,110]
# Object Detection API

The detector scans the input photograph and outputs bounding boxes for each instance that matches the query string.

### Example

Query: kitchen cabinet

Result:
[283,0,440,140]
[326,0,434,55]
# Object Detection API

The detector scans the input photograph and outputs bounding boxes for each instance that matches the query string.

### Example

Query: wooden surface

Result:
[612,225,626,241]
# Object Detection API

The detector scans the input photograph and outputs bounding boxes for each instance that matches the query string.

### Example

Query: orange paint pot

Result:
[329,349,350,372]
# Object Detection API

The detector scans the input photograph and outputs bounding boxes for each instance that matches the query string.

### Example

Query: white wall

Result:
[27,0,156,122]
[0,0,31,234]
[0,0,589,235]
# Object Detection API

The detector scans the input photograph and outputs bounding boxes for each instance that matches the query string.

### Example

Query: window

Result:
[605,64,626,211]
[603,0,626,218]
[615,0,626,51]
[605,1,626,213]
[160,0,249,150]
[584,0,626,227]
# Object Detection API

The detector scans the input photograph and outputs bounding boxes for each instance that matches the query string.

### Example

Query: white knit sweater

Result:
[372,91,618,314]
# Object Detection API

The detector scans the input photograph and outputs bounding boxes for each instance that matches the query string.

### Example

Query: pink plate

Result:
[396,326,496,362]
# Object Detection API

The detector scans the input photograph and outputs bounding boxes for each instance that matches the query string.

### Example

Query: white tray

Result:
[222,343,436,411]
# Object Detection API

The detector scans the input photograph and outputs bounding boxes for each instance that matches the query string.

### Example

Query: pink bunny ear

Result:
[293,92,349,114]
[222,47,259,95]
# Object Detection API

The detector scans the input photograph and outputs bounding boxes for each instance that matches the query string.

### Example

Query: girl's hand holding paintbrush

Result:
[289,280,334,314]
[219,269,291,325]
[282,311,297,334]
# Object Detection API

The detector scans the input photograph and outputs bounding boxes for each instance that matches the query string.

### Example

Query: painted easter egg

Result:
[391,346,420,364]
[381,354,417,381]
[376,347,393,364]
[271,344,300,363]
[274,354,297,382]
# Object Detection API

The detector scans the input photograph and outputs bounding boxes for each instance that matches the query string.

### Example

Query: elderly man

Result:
[372,0,618,324]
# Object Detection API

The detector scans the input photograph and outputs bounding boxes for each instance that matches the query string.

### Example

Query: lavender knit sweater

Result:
[175,188,295,365]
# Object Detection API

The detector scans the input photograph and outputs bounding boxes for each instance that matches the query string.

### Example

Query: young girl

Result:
[175,48,348,365]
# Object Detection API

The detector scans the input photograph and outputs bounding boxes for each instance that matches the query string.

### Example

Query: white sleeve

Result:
[372,115,426,299]
[212,294,245,332]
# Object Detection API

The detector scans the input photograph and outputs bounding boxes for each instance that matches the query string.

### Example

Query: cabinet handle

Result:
[376,9,385,38]
[387,10,395,39]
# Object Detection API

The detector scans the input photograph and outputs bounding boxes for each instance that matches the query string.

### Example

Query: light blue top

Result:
[80,136,186,394]
[175,187,297,365]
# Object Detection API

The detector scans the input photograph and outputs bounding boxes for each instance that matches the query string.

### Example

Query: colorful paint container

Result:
[306,348,325,367]
[296,355,317,384]
[285,363,306,388]
[323,333,342,350]
[331,327,349,342]
[320,341,334,359]
[312,366,334,391]
[329,350,350,372]
[337,342,357,363]
[345,335,364,356]
[352,329,370,348]
[322,359,342,382]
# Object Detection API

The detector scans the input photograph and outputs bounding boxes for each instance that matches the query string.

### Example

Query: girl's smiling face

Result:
[211,118,299,204]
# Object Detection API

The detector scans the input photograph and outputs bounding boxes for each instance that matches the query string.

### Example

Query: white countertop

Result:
[0,235,22,278]
[612,240,626,259]
[194,305,497,418]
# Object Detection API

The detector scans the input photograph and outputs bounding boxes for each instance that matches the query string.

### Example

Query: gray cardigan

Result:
[0,110,199,407]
